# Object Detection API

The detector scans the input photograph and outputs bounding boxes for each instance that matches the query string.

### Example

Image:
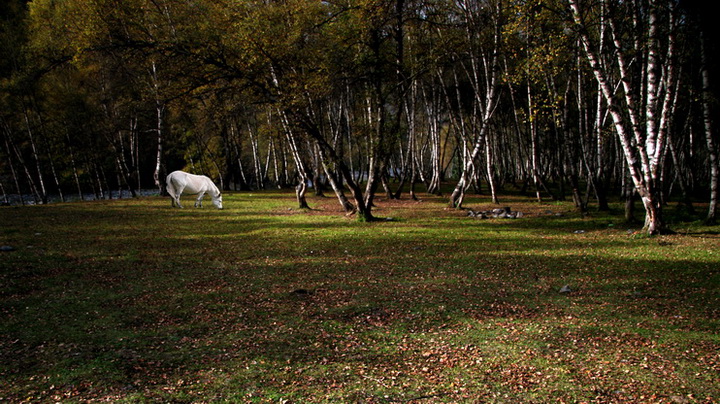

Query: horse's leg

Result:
[175,184,185,208]
[195,192,205,208]
[167,182,178,208]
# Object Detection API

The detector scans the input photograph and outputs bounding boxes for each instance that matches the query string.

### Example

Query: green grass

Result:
[1,191,719,403]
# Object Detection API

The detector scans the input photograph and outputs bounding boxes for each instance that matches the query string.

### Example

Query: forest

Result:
[1,0,718,234]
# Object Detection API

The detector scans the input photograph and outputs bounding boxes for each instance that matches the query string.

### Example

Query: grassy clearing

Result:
[1,191,719,403]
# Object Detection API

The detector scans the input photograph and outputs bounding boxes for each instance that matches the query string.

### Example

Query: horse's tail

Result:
[165,173,177,199]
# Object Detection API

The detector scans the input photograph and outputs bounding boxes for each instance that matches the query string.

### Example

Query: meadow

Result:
[1,191,718,403]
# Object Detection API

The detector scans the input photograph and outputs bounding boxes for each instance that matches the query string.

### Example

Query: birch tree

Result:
[568,0,683,234]
[698,23,718,224]
[447,0,503,208]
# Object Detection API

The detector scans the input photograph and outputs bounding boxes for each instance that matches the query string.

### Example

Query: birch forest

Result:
[1,0,718,234]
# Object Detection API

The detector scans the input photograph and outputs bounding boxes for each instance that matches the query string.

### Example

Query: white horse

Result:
[166,171,223,209]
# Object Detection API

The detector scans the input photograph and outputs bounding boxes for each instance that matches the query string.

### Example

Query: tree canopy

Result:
[1,0,718,233]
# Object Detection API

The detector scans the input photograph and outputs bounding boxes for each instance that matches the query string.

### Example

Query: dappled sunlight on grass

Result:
[1,191,719,402]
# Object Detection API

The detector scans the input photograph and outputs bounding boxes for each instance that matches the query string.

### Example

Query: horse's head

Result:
[212,194,223,209]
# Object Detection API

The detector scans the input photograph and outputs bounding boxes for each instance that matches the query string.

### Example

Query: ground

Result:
[1,191,718,402]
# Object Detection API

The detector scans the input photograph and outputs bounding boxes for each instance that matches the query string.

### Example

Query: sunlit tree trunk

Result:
[318,143,354,213]
[3,121,40,203]
[23,110,47,203]
[279,111,310,209]
[64,131,84,201]
[448,0,502,208]
[108,129,137,198]
[423,82,442,195]
[248,122,265,190]
[699,28,718,224]
[569,0,680,234]
[268,137,282,189]
[150,61,165,195]
[131,117,141,191]
[403,79,419,201]
[527,81,542,203]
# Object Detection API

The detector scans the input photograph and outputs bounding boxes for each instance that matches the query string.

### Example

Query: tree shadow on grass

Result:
[2,240,718,398]
[1,197,719,401]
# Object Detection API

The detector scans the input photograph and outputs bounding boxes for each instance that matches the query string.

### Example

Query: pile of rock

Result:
[467,206,524,219]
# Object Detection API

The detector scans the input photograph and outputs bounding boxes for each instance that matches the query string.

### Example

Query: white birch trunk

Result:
[700,28,719,223]
[569,0,678,234]
[150,61,164,194]
[448,0,501,208]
